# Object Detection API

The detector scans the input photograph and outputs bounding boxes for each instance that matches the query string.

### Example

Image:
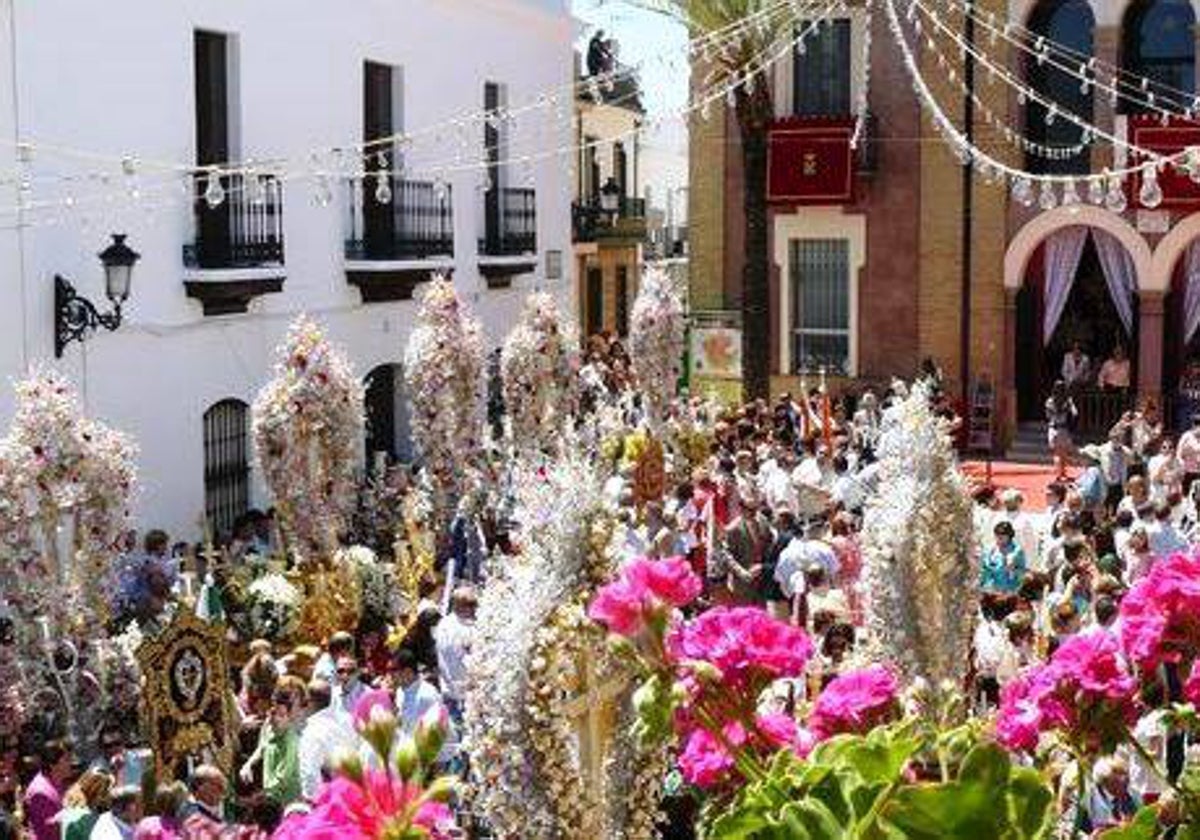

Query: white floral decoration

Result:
[629,264,686,430]
[465,449,615,838]
[252,315,364,562]
[0,368,136,637]
[404,276,485,526]
[500,292,577,455]
[860,379,978,691]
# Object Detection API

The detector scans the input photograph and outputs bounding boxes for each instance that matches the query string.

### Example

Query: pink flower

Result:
[808,666,900,740]
[589,556,701,637]
[995,630,1138,756]
[756,712,816,759]
[588,577,649,636]
[1119,551,1200,673]
[351,688,395,730]
[678,724,745,789]
[627,556,703,607]
[1185,662,1200,707]
[276,772,455,839]
[668,607,814,688]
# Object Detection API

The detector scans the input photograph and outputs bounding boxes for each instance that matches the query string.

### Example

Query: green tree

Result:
[630,0,779,401]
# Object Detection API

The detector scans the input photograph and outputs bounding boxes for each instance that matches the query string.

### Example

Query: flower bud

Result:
[394,738,420,781]
[423,774,457,804]
[415,704,449,764]
[334,750,364,784]
[684,659,723,684]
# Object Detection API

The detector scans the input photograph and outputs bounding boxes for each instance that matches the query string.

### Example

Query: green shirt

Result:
[258,722,301,806]
[61,808,98,840]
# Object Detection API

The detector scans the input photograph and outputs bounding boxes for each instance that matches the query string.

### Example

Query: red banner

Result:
[1129,115,1200,211]
[767,117,855,206]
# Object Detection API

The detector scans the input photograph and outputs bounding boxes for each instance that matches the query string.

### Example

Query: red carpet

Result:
[960,460,1080,512]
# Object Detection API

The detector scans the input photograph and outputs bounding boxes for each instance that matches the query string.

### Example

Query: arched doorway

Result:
[364,363,414,468]
[1012,227,1141,436]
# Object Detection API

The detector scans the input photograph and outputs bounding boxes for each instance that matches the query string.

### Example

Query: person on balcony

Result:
[1061,342,1091,390]
[1096,345,1131,392]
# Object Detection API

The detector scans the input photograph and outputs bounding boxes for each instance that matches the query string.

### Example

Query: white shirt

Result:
[973,620,1006,680]
[831,474,865,511]
[396,678,442,736]
[89,812,134,840]
[1061,352,1090,386]
[298,706,358,800]
[759,464,796,514]
[435,613,476,702]
[775,539,838,599]
[1149,520,1188,556]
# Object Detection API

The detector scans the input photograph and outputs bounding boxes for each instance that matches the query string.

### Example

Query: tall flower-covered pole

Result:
[860,380,978,695]
[404,276,484,531]
[253,315,364,564]
[0,369,136,636]
[500,291,577,457]
[629,264,686,432]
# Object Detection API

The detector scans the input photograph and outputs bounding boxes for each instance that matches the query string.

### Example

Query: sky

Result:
[571,0,690,201]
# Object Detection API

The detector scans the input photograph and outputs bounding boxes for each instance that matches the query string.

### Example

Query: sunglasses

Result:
[336,667,357,677]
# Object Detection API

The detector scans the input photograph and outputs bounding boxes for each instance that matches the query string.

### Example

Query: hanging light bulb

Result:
[248,171,267,206]
[1060,178,1081,207]
[374,172,392,204]
[1105,175,1127,213]
[1088,177,1106,205]
[700,99,712,121]
[204,171,225,208]
[726,87,737,109]
[1038,180,1058,210]
[433,177,448,202]
[1045,104,1058,125]
[313,173,333,207]
[1017,91,1027,106]
[1139,163,1163,209]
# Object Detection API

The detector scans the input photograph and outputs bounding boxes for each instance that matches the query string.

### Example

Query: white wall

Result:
[0,0,575,538]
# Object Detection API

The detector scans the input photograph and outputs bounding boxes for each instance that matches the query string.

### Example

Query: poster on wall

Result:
[690,327,743,379]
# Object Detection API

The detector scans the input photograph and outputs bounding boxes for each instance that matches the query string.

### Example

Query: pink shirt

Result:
[23,772,62,840]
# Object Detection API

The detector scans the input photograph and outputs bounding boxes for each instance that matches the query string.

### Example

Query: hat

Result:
[1078,444,1104,464]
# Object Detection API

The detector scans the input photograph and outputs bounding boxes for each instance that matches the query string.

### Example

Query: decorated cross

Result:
[562,647,626,822]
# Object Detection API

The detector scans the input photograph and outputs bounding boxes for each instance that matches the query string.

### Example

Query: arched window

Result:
[203,399,250,539]
[1026,0,1095,175]
[1121,0,1196,113]
[364,364,414,468]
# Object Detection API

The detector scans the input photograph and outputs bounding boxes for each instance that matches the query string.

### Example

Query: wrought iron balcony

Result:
[572,196,646,243]
[345,177,454,261]
[479,187,537,256]
[183,172,285,269]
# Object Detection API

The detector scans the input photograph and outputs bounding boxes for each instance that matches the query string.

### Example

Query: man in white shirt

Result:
[830,454,865,513]
[759,447,797,515]
[775,521,838,600]
[435,586,478,726]
[1061,342,1091,389]
[1177,414,1200,493]
[89,786,142,840]
[298,679,358,801]
[329,656,368,716]
[392,648,456,768]
[996,490,1040,572]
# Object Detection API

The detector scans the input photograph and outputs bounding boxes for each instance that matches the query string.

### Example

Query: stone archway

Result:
[1001,207,1155,439]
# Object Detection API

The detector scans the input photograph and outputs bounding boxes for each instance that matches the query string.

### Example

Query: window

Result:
[793,19,851,117]
[790,239,851,375]
[203,399,249,539]
[616,266,630,337]
[1026,0,1094,174]
[1122,0,1196,112]
[613,142,628,197]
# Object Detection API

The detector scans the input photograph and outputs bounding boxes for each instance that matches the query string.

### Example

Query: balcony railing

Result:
[479,187,536,256]
[572,196,646,242]
[184,172,284,269]
[345,177,454,261]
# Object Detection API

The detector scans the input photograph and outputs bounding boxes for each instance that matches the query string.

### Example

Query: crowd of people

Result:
[6,337,1200,838]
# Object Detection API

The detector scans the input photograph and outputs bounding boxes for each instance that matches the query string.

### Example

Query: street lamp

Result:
[55,234,140,357]
[599,177,621,224]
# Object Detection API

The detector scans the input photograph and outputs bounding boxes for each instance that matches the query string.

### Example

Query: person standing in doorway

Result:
[1045,381,1078,477]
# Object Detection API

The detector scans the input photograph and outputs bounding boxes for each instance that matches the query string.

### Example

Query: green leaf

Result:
[957,742,1011,789]
[1006,766,1054,839]
[884,782,1002,839]
[1094,807,1160,840]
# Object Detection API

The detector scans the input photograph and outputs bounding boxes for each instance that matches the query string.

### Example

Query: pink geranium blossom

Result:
[1119,551,1200,673]
[995,630,1138,755]
[808,666,901,740]
[667,607,814,688]
[272,772,454,839]
[756,712,816,759]
[678,723,746,789]
[1185,663,1200,707]
[588,556,702,637]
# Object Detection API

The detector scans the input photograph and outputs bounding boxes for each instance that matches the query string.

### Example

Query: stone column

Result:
[1002,287,1019,445]
[1138,289,1166,403]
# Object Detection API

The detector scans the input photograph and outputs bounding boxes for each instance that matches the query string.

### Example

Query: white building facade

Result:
[0,0,575,538]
